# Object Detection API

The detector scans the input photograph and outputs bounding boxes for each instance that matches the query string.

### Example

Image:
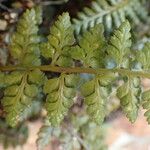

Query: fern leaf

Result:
[41,13,75,67]
[44,74,78,126]
[71,24,105,68]
[142,90,150,124]
[10,7,42,66]
[136,42,150,70]
[2,69,46,127]
[106,21,131,68]
[81,74,114,125]
[117,77,141,123]
[73,0,149,34]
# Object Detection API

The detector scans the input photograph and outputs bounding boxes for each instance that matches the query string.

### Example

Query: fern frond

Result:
[81,74,115,125]
[142,90,150,124]
[1,7,46,127]
[71,24,105,68]
[41,13,75,67]
[117,77,141,123]
[105,21,140,123]
[106,21,131,68]
[2,69,46,127]
[73,0,148,34]
[10,6,42,66]
[1,5,150,138]
[37,125,53,150]
[79,121,107,150]
[44,74,78,126]
[0,119,28,149]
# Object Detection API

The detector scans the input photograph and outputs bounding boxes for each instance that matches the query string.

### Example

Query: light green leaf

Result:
[10,7,42,66]
[71,24,105,68]
[44,74,78,126]
[41,13,75,67]
[2,70,46,127]
[44,78,59,93]
[28,69,47,86]
[117,77,141,123]
[107,21,131,68]
[70,46,85,60]
[81,74,113,125]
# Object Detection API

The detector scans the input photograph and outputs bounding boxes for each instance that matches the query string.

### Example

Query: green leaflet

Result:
[81,74,115,125]
[2,69,46,127]
[41,13,75,67]
[71,24,105,68]
[136,42,150,70]
[106,21,131,68]
[44,74,79,126]
[142,90,150,124]
[73,0,149,34]
[117,77,141,123]
[10,6,42,66]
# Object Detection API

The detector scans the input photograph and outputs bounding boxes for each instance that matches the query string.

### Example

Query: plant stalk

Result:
[1,65,150,78]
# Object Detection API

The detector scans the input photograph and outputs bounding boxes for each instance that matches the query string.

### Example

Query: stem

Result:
[1,65,150,78]
[39,0,68,5]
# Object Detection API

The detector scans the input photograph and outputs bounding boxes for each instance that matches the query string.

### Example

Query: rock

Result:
[0,19,7,31]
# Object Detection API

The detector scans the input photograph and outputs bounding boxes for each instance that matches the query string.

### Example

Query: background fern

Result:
[0,119,28,149]
[37,115,107,150]
[37,124,55,150]
[73,0,149,34]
